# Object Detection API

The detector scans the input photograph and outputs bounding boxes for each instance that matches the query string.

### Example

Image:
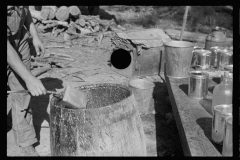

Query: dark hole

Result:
[110,49,131,69]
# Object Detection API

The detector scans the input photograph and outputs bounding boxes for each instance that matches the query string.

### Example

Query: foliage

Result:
[172,6,233,32]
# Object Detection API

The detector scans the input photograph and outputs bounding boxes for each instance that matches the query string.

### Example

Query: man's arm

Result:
[24,6,39,39]
[24,6,45,56]
[7,38,46,96]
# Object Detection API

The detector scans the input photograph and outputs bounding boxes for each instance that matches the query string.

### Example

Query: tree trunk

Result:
[50,83,147,156]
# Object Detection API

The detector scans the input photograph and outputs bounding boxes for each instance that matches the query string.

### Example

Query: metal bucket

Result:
[188,71,209,99]
[220,72,233,83]
[222,116,232,156]
[211,104,232,145]
[217,48,233,70]
[193,49,212,70]
[164,41,194,78]
[129,78,155,116]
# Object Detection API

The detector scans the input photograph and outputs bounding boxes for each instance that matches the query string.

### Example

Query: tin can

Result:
[193,49,212,70]
[220,72,233,83]
[188,71,209,99]
[224,65,233,73]
[222,116,232,156]
[217,48,233,70]
[209,46,221,68]
[211,104,232,145]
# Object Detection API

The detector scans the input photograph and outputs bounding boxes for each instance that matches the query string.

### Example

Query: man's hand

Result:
[8,39,47,96]
[32,37,45,57]
[25,76,47,96]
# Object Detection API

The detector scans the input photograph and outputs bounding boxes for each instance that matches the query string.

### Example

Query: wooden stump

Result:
[56,6,69,22]
[50,83,147,156]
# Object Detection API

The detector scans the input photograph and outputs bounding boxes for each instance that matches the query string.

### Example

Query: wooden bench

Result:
[165,73,223,156]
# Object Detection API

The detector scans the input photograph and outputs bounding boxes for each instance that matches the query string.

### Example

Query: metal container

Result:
[129,78,155,116]
[220,73,233,83]
[217,48,233,70]
[188,71,209,99]
[193,49,212,70]
[222,116,232,156]
[205,29,229,50]
[211,104,232,145]
[224,65,233,73]
[164,41,194,78]
[209,46,221,68]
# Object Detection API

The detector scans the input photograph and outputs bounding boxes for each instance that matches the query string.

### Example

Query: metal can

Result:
[188,71,209,99]
[217,48,233,70]
[222,116,232,156]
[220,72,233,83]
[193,49,212,70]
[211,104,232,145]
[209,46,221,68]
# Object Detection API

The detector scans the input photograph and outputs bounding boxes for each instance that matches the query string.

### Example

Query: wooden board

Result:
[164,29,208,43]
[165,73,222,156]
[164,29,232,44]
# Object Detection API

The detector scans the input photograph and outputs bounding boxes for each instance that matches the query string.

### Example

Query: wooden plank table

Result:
[165,74,223,156]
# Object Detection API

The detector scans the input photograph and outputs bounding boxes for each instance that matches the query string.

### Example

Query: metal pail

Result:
[129,78,155,116]
[211,104,232,145]
[188,71,209,99]
[164,41,195,78]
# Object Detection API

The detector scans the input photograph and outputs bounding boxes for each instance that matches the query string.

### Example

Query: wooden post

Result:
[180,6,190,41]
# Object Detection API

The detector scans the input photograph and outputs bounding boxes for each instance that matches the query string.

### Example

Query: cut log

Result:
[56,6,69,22]
[31,64,51,77]
[29,9,43,20]
[68,6,81,18]
[49,83,147,156]
[78,19,86,27]
[48,6,57,20]
[41,7,50,20]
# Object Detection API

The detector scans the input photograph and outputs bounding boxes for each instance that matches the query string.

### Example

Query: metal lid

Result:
[164,41,194,48]
[189,70,209,78]
[224,65,233,72]
[194,49,212,56]
[213,104,232,116]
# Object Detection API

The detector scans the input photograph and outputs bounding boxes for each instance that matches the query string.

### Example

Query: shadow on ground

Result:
[30,77,63,147]
[196,117,222,153]
[142,80,184,156]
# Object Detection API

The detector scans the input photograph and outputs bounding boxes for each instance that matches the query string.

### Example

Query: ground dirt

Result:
[9,6,226,157]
